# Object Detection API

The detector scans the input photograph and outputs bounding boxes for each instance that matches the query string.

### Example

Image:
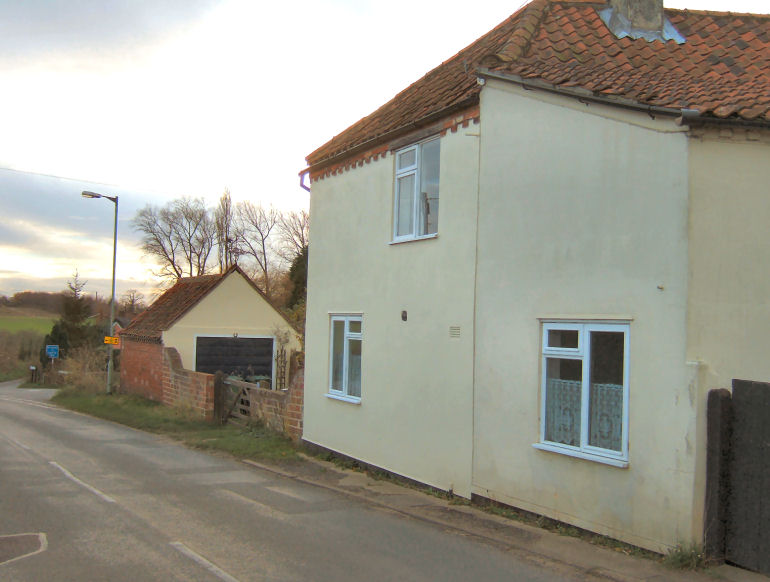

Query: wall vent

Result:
[449,326,461,338]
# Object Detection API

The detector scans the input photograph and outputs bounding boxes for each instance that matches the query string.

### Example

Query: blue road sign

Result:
[45,345,59,359]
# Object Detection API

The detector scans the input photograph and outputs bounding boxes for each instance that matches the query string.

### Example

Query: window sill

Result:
[326,393,361,405]
[389,233,438,245]
[532,442,628,468]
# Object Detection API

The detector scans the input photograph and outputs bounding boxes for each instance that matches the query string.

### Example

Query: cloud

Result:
[0,0,220,67]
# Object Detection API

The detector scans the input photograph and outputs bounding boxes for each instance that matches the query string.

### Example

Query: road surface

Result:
[0,380,584,581]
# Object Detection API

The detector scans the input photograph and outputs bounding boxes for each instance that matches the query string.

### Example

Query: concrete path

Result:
[244,453,768,582]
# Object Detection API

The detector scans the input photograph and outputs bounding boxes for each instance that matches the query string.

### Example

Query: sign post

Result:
[45,344,59,361]
[45,344,59,379]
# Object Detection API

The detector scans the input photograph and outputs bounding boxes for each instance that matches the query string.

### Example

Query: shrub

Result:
[62,346,108,393]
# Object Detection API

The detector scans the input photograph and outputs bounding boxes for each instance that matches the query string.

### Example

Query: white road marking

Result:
[170,542,242,582]
[0,396,60,410]
[48,461,116,503]
[218,489,289,521]
[1,434,32,451]
[265,485,312,502]
[0,533,48,566]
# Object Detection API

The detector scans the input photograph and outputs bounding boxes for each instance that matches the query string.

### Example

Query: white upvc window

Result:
[328,315,362,402]
[393,137,440,241]
[534,321,630,467]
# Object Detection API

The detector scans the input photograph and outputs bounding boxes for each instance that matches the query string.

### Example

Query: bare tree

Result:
[235,202,279,298]
[133,205,184,279]
[276,209,309,261]
[172,197,216,277]
[214,189,239,273]
[132,197,216,281]
[119,289,145,316]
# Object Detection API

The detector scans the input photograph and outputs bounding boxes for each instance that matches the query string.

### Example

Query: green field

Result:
[0,316,55,334]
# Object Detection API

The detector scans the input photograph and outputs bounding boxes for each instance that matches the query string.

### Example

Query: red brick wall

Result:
[285,369,304,441]
[162,348,215,420]
[119,339,164,401]
[246,368,304,441]
[121,339,301,430]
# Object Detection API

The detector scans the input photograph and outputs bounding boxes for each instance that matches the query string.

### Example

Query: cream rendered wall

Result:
[687,130,770,389]
[686,130,770,542]
[304,125,480,497]
[474,79,694,551]
[162,272,301,377]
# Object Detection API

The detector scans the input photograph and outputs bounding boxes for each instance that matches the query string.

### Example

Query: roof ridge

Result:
[667,7,770,18]
[494,0,552,63]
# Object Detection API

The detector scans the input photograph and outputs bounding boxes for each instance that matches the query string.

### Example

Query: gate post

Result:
[213,371,226,424]
[704,388,733,560]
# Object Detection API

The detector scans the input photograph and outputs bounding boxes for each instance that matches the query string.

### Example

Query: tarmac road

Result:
[0,380,586,582]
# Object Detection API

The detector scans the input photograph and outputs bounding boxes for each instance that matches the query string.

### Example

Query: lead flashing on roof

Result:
[598,6,686,44]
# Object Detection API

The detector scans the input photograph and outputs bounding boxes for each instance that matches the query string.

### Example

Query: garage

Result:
[195,336,274,385]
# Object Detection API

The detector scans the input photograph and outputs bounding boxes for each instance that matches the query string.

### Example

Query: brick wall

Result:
[285,368,304,441]
[119,339,164,401]
[122,338,302,431]
[245,368,304,441]
[162,348,215,420]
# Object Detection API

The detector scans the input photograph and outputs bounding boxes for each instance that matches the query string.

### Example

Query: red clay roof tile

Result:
[306,0,770,170]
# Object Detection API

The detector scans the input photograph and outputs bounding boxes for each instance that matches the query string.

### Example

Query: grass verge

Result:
[0,364,31,383]
[52,389,299,463]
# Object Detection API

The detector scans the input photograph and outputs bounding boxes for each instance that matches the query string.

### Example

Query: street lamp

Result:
[82,190,118,394]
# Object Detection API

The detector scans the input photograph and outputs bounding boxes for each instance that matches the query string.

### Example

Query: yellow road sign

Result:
[104,336,119,345]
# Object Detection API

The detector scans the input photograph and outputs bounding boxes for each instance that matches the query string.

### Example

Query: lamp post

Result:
[82,190,118,394]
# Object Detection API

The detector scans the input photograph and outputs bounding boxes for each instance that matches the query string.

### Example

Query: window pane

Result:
[547,329,578,349]
[588,331,624,451]
[397,149,416,170]
[419,139,440,235]
[331,320,344,391]
[544,357,582,446]
[349,320,361,334]
[396,174,415,237]
[347,338,362,397]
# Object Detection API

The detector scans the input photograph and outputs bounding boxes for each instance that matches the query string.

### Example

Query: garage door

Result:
[195,336,274,382]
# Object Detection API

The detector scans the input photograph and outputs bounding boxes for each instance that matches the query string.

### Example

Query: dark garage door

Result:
[195,336,274,381]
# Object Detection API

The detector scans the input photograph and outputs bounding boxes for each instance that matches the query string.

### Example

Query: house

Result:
[120,265,301,404]
[301,0,770,554]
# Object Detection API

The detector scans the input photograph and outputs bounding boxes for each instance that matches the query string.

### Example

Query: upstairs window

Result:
[393,138,440,241]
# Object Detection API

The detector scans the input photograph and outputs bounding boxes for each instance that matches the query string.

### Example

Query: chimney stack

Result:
[610,0,663,31]
[600,0,685,43]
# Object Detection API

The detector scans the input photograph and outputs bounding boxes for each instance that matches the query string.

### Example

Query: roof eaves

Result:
[478,67,687,118]
[307,96,480,173]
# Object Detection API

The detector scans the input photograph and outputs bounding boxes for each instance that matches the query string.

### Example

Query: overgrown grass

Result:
[52,389,299,462]
[0,362,30,382]
[662,542,711,570]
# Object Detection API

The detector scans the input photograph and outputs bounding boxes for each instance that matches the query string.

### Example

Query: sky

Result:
[0,0,766,301]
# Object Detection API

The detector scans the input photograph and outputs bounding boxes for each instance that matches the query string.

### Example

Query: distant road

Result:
[0,380,575,581]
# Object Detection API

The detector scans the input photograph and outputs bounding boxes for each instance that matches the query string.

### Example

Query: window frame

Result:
[327,314,363,404]
[534,321,630,467]
[392,137,440,242]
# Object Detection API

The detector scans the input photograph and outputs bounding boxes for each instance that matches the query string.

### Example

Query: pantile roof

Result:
[306,0,770,170]
[120,265,296,343]
[120,273,223,343]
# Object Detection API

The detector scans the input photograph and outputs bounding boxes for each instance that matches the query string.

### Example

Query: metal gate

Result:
[723,380,770,575]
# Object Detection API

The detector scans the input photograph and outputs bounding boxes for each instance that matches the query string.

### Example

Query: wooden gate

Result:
[724,380,770,575]
[214,374,252,426]
[706,380,770,575]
